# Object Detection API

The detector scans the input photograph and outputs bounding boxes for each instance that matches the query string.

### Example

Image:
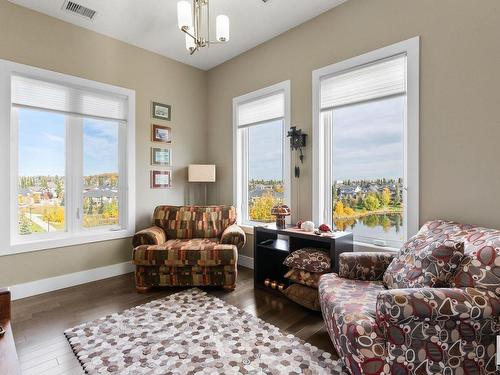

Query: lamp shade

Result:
[177,0,193,30]
[216,15,230,42]
[188,164,216,182]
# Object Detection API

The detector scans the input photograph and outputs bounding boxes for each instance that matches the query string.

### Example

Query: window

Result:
[233,81,291,226]
[313,38,419,249]
[0,60,135,254]
[82,118,121,229]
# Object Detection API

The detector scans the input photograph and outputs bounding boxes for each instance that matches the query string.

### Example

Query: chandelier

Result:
[177,0,230,55]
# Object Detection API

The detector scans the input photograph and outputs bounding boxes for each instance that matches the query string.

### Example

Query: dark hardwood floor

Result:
[11,266,336,374]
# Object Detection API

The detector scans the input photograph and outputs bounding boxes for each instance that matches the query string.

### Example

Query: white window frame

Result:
[233,81,291,230]
[312,37,419,250]
[0,59,136,255]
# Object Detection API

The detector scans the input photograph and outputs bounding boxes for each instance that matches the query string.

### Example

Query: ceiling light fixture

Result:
[177,0,229,55]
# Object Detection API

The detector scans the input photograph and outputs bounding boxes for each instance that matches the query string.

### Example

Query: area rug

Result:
[64,288,346,374]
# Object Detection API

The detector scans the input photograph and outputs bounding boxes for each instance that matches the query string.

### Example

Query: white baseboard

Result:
[9,261,135,301]
[10,258,253,301]
[238,255,254,269]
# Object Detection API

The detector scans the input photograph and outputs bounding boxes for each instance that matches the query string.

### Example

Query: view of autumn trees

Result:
[18,173,119,234]
[248,180,284,222]
[333,179,403,232]
[334,188,397,217]
[83,198,119,228]
[247,178,403,231]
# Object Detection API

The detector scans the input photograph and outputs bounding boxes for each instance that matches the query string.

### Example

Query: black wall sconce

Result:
[287,126,307,178]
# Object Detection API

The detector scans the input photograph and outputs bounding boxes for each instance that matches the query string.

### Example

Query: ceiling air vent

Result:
[62,1,97,20]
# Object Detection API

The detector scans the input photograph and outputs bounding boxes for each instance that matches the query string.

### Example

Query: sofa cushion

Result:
[339,252,395,281]
[283,248,331,273]
[418,220,500,293]
[283,283,321,311]
[383,234,464,289]
[319,273,388,375]
[152,205,237,239]
[284,268,326,289]
[132,238,237,267]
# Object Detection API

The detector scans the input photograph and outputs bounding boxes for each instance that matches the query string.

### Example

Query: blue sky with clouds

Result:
[248,120,283,181]
[246,96,403,182]
[83,120,118,176]
[19,96,402,182]
[331,96,404,181]
[18,109,118,177]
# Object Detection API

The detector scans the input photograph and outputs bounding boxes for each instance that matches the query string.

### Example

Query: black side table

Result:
[253,224,353,289]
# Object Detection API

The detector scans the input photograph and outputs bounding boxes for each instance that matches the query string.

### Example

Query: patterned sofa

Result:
[319,220,500,375]
[132,205,245,292]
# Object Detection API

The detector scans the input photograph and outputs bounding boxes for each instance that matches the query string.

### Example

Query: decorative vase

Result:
[270,280,277,289]
[264,278,271,287]
[302,221,315,232]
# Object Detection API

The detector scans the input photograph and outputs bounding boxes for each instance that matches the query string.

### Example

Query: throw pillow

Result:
[283,283,321,311]
[284,268,326,289]
[383,235,464,289]
[283,248,331,273]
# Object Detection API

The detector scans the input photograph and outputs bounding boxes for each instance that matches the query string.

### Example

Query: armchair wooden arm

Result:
[0,288,11,320]
[0,288,21,375]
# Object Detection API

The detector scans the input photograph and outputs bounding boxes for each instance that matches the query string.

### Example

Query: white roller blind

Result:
[11,75,128,121]
[237,92,284,127]
[320,54,406,110]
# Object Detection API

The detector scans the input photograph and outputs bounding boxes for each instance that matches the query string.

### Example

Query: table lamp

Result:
[188,164,216,205]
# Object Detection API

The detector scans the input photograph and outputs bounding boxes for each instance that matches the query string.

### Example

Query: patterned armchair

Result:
[132,205,245,292]
[319,220,500,375]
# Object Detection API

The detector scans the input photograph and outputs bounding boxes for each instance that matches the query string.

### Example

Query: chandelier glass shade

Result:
[177,0,230,55]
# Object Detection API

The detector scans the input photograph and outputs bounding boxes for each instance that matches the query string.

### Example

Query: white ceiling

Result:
[8,0,346,70]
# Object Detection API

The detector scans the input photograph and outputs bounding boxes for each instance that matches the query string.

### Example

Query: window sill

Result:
[239,224,255,235]
[3,228,135,256]
[238,219,293,236]
[353,240,399,253]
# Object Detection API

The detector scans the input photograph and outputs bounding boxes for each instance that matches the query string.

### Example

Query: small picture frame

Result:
[151,170,172,189]
[152,101,171,121]
[151,147,172,166]
[151,124,172,143]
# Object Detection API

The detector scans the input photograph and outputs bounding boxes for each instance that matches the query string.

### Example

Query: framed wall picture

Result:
[151,124,172,143]
[151,147,172,166]
[151,170,172,189]
[152,101,171,121]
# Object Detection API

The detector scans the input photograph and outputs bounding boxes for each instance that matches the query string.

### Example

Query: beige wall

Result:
[2,0,500,284]
[207,0,500,257]
[0,0,208,285]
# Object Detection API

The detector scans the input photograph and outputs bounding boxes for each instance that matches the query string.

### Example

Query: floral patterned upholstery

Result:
[339,252,395,281]
[132,226,166,247]
[133,239,237,267]
[220,224,246,249]
[376,287,499,324]
[284,268,326,288]
[132,205,244,290]
[283,248,331,273]
[319,273,388,375]
[423,221,500,292]
[319,220,500,375]
[376,287,499,374]
[135,265,237,289]
[383,237,464,288]
[152,205,236,239]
